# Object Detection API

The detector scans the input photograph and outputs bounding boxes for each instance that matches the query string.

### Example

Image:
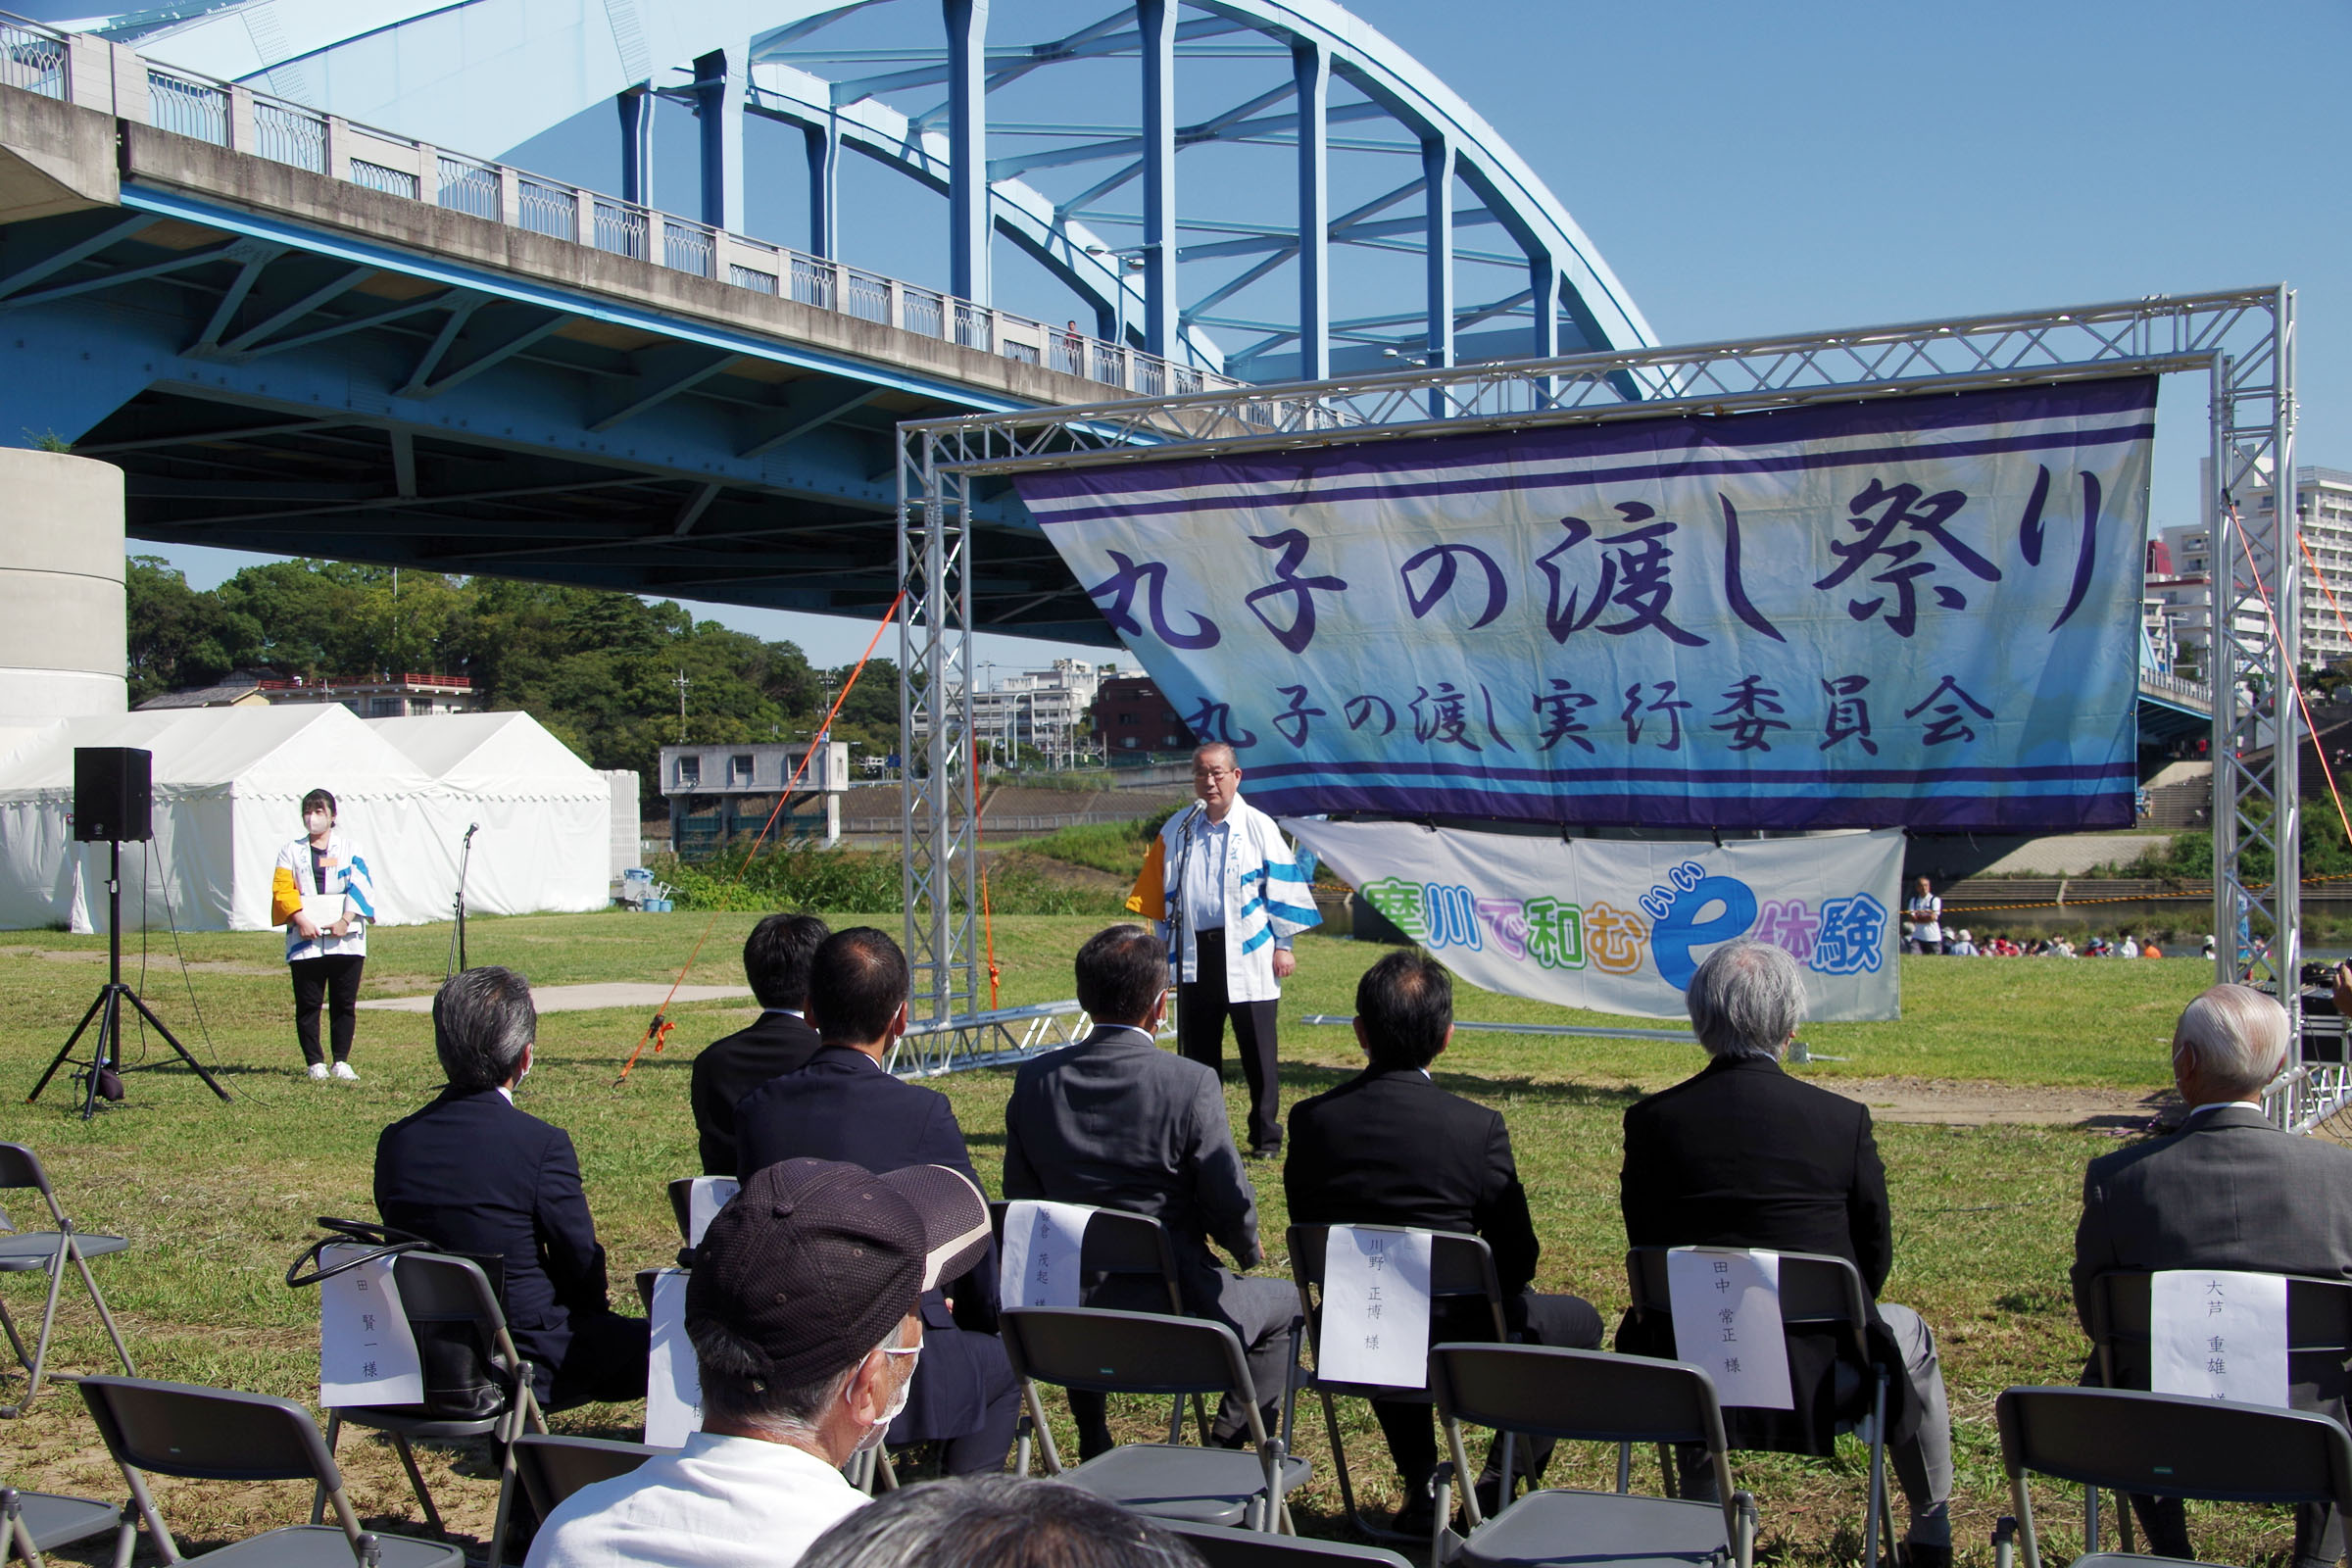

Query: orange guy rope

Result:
[613,589,906,1087]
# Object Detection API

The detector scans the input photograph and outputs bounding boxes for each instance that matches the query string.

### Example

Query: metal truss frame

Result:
[902,284,2322,1115]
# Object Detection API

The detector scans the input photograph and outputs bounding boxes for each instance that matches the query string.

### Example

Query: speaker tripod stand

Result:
[28,841,232,1119]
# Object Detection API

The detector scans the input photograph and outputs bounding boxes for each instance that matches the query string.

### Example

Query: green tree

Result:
[123,556,262,701]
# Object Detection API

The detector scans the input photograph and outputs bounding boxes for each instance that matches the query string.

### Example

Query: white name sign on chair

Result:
[2151,1269,2289,1407]
[645,1268,701,1446]
[1317,1226,1433,1389]
[999,1200,1094,1308]
[1666,1247,1793,1410]
[684,1177,739,1248]
[318,1245,423,1407]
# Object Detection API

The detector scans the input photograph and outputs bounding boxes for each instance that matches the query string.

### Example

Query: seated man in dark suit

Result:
[1003,923,1297,1457]
[734,927,1017,1475]
[375,966,648,1408]
[1621,940,1953,1568]
[1287,950,1603,1526]
[691,912,828,1175]
[2074,981,2352,1568]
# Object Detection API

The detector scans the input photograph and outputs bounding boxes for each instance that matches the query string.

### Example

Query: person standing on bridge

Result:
[270,788,377,1081]
[1126,743,1318,1159]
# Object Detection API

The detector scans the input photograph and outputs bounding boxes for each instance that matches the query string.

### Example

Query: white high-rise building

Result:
[2184,464,2352,670]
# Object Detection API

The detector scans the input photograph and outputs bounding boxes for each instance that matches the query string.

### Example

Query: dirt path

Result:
[1826,1074,2173,1130]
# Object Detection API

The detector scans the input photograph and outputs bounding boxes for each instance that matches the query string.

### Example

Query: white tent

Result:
[0,707,446,932]
[367,712,612,917]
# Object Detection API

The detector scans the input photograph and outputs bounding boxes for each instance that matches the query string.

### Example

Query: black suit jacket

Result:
[1618,1054,1900,1453]
[733,1045,1003,1441]
[2074,1103,2352,1416]
[374,1087,612,1376]
[690,1008,822,1175]
[1003,1026,1263,1311]
[1286,1065,1543,1322]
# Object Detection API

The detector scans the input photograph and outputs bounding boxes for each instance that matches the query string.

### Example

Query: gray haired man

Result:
[2074,983,2352,1568]
[1618,940,1954,1568]
[375,967,649,1409]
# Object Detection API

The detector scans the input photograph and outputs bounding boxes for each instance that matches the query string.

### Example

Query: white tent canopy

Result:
[0,708,613,932]
[367,712,612,918]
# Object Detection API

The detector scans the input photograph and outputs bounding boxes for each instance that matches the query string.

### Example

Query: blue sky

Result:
[93,0,2351,673]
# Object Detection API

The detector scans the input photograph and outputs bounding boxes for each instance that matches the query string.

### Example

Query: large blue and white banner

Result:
[1018,379,2155,830]
[1284,819,1905,1021]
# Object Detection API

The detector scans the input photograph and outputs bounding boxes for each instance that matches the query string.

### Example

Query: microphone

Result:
[464,822,480,839]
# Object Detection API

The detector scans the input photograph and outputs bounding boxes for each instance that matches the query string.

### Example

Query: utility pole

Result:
[673,668,690,743]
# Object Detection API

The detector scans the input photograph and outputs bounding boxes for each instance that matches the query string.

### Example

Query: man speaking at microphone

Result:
[1127,742,1319,1159]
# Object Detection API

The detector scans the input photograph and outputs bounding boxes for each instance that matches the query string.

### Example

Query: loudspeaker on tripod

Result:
[74,748,153,843]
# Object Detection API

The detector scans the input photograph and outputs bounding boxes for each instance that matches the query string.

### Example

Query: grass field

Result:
[0,911,2276,1566]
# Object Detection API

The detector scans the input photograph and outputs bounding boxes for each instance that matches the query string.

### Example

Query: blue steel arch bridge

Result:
[0,0,1649,645]
[0,0,2199,735]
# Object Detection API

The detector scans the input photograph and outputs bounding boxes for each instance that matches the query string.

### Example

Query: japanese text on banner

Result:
[1016,380,2153,832]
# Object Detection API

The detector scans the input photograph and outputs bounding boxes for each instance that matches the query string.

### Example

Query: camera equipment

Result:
[2301,961,2338,989]
[29,748,231,1118]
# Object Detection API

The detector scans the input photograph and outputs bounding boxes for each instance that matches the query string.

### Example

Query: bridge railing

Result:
[0,12,1238,401]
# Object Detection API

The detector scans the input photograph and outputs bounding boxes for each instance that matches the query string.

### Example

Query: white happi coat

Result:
[1151,793,1319,1002]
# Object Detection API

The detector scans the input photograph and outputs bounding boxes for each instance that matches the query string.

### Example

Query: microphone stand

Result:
[445,822,479,981]
[1163,802,1204,1045]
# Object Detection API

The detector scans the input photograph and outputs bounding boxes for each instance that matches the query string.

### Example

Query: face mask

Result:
[305,812,331,834]
[853,1344,921,1454]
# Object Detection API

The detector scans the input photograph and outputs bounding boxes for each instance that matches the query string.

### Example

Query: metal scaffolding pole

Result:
[900,285,2307,1105]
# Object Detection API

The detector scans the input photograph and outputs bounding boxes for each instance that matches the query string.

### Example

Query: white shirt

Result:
[1178,813,1232,930]
[1905,894,1942,943]
[525,1432,867,1568]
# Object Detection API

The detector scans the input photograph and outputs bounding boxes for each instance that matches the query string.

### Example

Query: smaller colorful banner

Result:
[1282,819,1902,1021]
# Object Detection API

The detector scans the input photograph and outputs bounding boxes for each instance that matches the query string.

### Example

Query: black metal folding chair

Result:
[1000,1305,1307,1534]
[74,1374,464,1568]
[2,1485,120,1568]
[1287,1224,1509,1541]
[0,1143,134,1415]
[1167,1519,1413,1566]
[309,1250,546,1566]
[1992,1386,2352,1568]
[2083,1269,2352,1554]
[1627,1247,1889,1567]
[495,1432,660,1562]
[991,1199,1207,1446]
[1430,1343,1757,1568]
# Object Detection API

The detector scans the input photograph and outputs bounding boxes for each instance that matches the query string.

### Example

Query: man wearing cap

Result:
[1003,923,1297,1457]
[525,1156,993,1568]
[733,927,1018,1475]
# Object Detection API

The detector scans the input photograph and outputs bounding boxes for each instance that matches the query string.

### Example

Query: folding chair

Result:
[2083,1270,2352,1554]
[1992,1386,2352,1568]
[312,1250,546,1567]
[1000,1305,1307,1534]
[991,1200,1207,1445]
[1288,1224,1509,1541]
[0,1143,134,1415]
[1627,1247,1889,1568]
[1167,1520,1413,1566]
[499,1433,659,1560]
[74,1374,464,1568]
[1430,1344,1757,1568]
[2,1485,120,1568]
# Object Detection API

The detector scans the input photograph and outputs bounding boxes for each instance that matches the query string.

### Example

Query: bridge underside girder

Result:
[0,198,1118,643]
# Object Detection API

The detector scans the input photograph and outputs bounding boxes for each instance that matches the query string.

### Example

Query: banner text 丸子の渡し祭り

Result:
[1016,378,2154,831]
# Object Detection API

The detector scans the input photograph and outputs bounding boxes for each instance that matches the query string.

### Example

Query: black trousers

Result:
[290,954,364,1066]
[1368,1292,1603,1497]
[2131,1493,2341,1568]
[1178,929,1284,1152]
[540,1307,653,1411]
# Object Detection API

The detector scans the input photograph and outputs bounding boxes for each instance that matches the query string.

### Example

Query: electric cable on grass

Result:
[614,590,906,1088]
